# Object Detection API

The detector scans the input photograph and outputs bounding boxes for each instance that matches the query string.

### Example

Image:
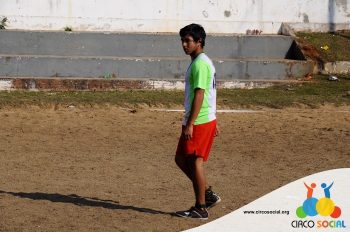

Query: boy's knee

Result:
[188,156,203,168]
[195,157,204,165]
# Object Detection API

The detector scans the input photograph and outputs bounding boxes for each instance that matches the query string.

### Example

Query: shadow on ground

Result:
[0,190,171,215]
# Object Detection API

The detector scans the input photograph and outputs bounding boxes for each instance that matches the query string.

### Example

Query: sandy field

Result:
[0,105,349,232]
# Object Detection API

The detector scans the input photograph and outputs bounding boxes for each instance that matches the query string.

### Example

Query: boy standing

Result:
[175,24,220,220]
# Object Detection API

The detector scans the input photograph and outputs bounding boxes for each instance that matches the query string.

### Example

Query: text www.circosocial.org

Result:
[243,210,290,215]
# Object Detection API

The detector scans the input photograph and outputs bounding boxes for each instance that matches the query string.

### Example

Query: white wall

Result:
[0,0,349,33]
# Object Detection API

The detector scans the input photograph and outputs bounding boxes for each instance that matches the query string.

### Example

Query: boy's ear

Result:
[198,38,203,46]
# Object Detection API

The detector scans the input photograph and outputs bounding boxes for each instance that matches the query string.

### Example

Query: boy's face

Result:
[181,34,201,56]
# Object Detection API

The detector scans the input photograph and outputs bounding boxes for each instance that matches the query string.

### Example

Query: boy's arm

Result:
[183,88,204,140]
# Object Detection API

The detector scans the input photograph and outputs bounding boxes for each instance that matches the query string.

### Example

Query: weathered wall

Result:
[0,0,349,33]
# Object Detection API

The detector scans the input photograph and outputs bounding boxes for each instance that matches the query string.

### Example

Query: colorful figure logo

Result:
[296,182,342,219]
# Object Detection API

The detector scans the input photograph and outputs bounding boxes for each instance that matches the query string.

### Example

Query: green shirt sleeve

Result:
[190,60,210,90]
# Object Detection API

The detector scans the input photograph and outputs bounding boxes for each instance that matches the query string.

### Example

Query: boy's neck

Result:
[191,49,204,60]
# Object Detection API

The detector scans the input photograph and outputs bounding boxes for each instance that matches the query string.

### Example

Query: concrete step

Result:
[0,30,312,82]
[0,77,310,91]
[0,54,313,80]
[0,30,296,59]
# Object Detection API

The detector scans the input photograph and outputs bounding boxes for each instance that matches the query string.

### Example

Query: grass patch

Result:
[297,31,350,62]
[64,26,73,32]
[0,75,349,109]
[219,75,349,109]
[0,90,184,108]
[0,17,8,30]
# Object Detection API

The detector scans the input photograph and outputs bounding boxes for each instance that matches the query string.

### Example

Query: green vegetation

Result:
[218,75,349,109]
[0,75,349,109]
[297,31,350,62]
[0,89,183,108]
[0,17,8,29]
[64,26,73,32]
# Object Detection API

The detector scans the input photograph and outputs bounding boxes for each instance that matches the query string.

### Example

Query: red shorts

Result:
[176,119,217,162]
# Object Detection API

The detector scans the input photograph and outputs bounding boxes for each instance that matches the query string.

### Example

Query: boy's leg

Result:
[175,155,192,180]
[188,156,206,208]
[175,155,209,220]
[175,155,208,188]
[175,120,220,219]
[175,154,221,210]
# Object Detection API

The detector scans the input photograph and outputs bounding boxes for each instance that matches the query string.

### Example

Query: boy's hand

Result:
[214,125,220,137]
[183,124,193,140]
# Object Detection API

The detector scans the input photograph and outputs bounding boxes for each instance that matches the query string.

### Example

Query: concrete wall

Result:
[0,0,349,33]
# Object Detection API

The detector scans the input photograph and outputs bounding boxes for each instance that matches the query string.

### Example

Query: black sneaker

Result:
[205,186,221,209]
[175,207,208,220]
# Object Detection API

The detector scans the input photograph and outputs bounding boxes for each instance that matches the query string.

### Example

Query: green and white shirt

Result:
[183,53,217,126]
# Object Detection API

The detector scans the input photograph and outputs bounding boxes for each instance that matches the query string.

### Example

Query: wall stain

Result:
[335,0,348,12]
[49,0,53,12]
[224,10,231,17]
[208,0,218,6]
[303,13,309,23]
[202,10,209,18]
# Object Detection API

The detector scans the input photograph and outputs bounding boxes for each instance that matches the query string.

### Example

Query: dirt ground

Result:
[0,105,349,232]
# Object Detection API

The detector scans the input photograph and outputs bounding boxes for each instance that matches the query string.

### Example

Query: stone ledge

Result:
[322,61,350,75]
[0,78,305,91]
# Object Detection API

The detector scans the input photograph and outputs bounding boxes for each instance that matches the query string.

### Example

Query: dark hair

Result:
[179,23,206,47]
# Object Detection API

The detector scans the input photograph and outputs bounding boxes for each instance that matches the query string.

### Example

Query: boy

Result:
[175,24,221,220]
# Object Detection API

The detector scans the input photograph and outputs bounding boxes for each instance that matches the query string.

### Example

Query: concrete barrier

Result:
[0,30,313,81]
